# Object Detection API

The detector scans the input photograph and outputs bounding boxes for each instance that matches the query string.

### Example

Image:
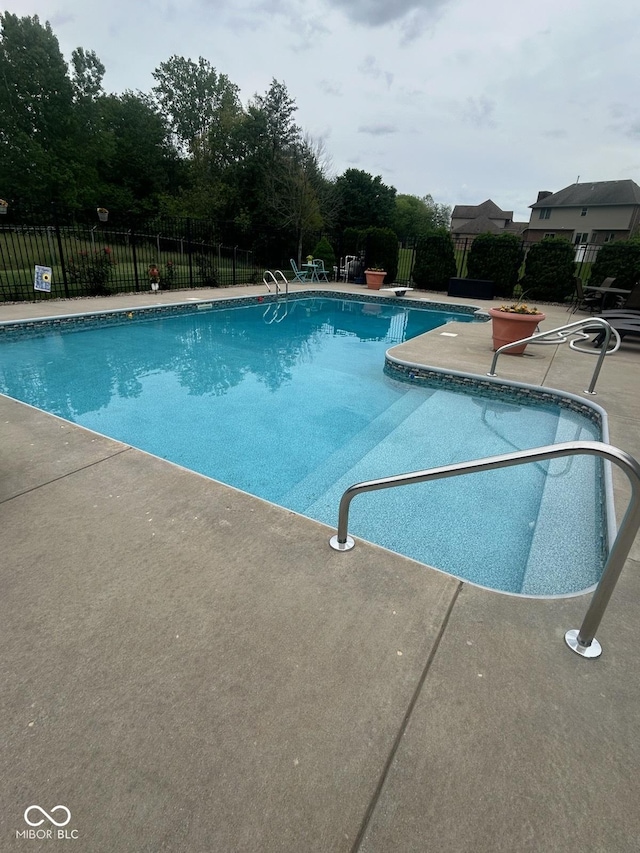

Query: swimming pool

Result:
[0,293,609,595]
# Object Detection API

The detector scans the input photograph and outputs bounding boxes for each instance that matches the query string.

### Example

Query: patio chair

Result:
[569,277,602,314]
[289,258,308,283]
[589,313,640,348]
[313,258,329,282]
[337,255,357,282]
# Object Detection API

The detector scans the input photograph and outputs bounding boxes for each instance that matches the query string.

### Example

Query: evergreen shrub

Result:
[411,231,457,291]
[520,238,575,302]
[466,233,524,298]
[589,240,640,289]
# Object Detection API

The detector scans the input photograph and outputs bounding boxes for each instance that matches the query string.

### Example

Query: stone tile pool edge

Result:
[0,289,483,340]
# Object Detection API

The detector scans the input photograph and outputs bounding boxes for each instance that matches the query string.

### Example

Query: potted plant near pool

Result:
[364,267,386,289]
[488,301,546,354]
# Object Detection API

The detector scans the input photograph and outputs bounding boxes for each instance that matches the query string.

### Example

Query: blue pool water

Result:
[0,296,605,595]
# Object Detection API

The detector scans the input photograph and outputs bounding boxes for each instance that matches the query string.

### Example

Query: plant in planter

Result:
[96,207,109,222]
[488,301,546,354]
[0,199,8,215]
[365,267,386,289]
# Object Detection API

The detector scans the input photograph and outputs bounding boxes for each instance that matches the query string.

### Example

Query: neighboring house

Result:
[525,180,640,245]
[450,199,528,241]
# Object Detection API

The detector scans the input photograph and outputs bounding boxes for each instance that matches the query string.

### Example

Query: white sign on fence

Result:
[34,265,52,292]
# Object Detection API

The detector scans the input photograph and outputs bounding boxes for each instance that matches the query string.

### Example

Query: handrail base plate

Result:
[329,535,355,552]
[565,629,602,658]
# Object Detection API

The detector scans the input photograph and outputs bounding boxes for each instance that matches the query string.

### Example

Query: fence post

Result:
[51,203,70,299]
[129,222,140,292]
[186,218,193,288]
[233,245,237,287]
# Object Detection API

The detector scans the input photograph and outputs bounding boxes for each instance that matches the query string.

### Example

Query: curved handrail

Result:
[328,440,640,659]
[487,318,620,395]
[263,269,290,298]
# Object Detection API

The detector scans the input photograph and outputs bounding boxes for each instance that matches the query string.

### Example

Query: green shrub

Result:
[466,233,524,298]
[362,226,399,283]
[342,227,360,256]
[520,238,576,302]
[66,246,114,296]
[411,231,457,291]
[195,254,218,287]
[589,239,640,289]
[311,236,336,271]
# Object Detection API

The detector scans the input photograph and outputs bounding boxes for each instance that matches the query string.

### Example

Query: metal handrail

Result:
[262,269,289,298]
[487,317,621,395]
[328,440,640,659]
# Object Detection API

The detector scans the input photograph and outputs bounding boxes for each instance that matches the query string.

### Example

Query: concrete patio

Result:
[1,284,639,852]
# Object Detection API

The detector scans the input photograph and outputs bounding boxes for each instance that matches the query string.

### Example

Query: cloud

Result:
[461,96,496,128]
[359,55,394,88]
[325,0,449,27]
[358,123,398,135]
[318,79,342,96]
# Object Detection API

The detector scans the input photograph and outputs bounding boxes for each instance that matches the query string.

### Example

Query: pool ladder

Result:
[263,269,289,297]
[329,440,640,660]
[487,317,620,395]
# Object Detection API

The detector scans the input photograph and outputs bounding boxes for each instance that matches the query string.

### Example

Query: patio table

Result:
[301,262,319,282]
[584,285,631,310]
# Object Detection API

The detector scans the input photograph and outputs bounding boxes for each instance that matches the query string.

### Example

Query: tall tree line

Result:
[0,12,449,261]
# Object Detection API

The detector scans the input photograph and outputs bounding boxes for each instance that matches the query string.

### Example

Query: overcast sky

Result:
[5,0,640,221]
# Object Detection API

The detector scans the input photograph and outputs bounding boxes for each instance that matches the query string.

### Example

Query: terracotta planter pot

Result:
[365,269,386,289]
[488,307,546,354]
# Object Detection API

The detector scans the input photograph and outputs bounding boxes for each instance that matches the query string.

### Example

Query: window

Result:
[544,233,555,238]
[581,207,588,216]
[574,232,588,245]
[538,208,551,220]
[604,233,616,243]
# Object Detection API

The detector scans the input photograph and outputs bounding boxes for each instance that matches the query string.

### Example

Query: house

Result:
[450,199,528,241]
[525,180,640,245]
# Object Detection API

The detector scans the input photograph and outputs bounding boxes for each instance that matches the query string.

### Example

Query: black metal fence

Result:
[0,208,259,302]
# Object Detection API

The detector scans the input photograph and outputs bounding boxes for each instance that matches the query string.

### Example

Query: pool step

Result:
[520,416,603,595]
[280,386,435,511]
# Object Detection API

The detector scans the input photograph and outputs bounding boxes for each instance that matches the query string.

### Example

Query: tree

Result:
[393,193,451,241]
[152,55,241,156]
[71,47,105,100]
[334,169,396,234]
[97,91,181,214]
[0,13,79,207]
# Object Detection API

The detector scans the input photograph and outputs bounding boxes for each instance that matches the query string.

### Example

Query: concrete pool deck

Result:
[1,283,639,851]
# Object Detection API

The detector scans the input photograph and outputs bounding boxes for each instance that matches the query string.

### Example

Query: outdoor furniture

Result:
[584,276,629,310]
[589,314,640,348]
[569,277,603,314]
[313,259,329,282]
[301,261,319,281]
[336,255,358,282]
[290,258,309,282]
[447,278,494,300]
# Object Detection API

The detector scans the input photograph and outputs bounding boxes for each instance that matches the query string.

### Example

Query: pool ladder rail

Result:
[263,269,289,297]
[329,440,640,661]
[487,317,620,395]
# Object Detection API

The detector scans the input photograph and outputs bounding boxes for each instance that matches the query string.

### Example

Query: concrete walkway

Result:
[1,284,639,852]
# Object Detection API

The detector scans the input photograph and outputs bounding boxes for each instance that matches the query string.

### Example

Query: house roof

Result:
[451,199,513,221]
[451,214,504,235]
[530,179,640,209]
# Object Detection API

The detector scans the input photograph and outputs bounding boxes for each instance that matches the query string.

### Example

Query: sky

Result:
[4,0,640,221]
